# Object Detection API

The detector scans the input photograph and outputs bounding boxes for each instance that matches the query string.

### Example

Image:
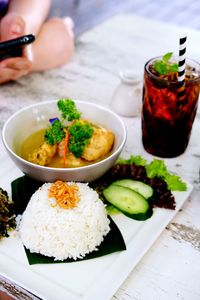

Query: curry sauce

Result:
[19,128,114,168]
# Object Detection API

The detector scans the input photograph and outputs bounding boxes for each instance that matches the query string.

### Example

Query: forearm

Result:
[7,0,51,34]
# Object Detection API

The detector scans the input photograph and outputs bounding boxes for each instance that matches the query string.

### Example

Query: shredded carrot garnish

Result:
[48,180,80,209]
[63,131,69,167]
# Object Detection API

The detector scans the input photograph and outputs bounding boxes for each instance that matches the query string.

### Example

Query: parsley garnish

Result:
[44,119,65,145]
[68,121,93,157]
[57,99,81,121]
[44,99,94,157]
[153,52,178,75]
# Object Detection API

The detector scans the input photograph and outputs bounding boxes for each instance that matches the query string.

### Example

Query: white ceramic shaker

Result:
[110,70,142,117]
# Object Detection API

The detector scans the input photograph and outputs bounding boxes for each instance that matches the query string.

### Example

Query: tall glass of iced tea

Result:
[142,56,200,157]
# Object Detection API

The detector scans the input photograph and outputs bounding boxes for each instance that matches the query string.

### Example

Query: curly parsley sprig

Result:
[57,98,81,121]
[45,98,82,145]
[45,119,65,145]
[68,121,94,157]
[44,99,94,158]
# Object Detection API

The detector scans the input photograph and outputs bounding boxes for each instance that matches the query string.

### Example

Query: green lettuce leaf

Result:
[117,155,187,192]
[117,155,147,166]
[146,159,168,178]
[164,174,187,191]
[145,159,186,191]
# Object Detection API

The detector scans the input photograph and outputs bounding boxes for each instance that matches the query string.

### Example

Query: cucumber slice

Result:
[124,207,153,221]
[112,179,153,199]
[103,185,150,217]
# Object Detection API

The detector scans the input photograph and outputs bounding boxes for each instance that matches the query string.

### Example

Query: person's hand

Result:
[0,13,32,84]
[0,57,32,84]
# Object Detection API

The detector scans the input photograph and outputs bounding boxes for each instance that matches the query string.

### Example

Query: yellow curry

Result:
[19,125,114,168]
[19,99,115,168]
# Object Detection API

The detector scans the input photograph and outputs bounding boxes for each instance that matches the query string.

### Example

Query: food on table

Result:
[28,142,57,166]
[81,125,114,161]
[90,155,187,215]
[19,99,115,168]
[112,179,153,199]
[142,52,200,157]
[103,182,152,220]
[0,187,16,239]
[19,181,111,261]
[48,180,80,209]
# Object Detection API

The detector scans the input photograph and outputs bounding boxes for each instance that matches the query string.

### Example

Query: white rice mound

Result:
[19,182,110,261]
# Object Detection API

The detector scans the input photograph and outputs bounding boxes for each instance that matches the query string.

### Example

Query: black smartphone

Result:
[0,34,35,61]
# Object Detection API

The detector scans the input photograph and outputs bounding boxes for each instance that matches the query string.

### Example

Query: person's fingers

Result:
[0,13,25,41]
[0,57,32,84]
[0,67,30,84]
[0,68,17,83]
[0,57,32,71]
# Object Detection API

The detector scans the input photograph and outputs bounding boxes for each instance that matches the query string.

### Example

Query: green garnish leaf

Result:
[106,204,120,215]
[153,60,167,75]
[44,119,65,145]
[117,155,187,191]
[128,155,147,166]
[146,159,167,178]
[162,52,173,62]
[57,98,81,121]
[169,63,179,73]
[117,155,147,166]
[145,159,186,191]
[164,174,187,191]
[153,52,178,75]
[68,121,93,157]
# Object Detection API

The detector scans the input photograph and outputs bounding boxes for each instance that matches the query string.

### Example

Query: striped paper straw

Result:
[178,34,187,101]
[178,34,187,82]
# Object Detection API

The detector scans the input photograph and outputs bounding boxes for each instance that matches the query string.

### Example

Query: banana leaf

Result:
[11,176,126,265]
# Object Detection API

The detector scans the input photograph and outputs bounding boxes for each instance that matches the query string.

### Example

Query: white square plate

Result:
[0,153,193,300]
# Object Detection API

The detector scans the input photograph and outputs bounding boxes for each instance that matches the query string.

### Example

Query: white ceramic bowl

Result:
[2,100,127,182]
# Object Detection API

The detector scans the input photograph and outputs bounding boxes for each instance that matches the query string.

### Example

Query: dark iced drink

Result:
[142,57,200,157]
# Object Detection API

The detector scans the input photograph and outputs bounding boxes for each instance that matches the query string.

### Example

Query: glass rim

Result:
[145,56,200,84]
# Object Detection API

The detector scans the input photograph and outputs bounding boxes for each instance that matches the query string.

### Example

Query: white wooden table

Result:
[0,14,200,300]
